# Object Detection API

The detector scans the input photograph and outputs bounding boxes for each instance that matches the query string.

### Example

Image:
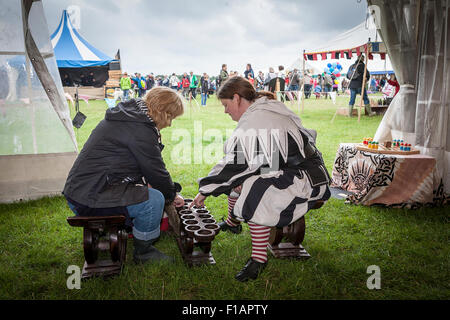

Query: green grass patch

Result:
[0,94,448,300]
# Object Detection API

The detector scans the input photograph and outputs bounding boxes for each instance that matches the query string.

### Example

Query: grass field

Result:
[0,94,448,300]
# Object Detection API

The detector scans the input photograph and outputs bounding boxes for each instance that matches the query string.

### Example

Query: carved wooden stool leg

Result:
[268,216,311,260]
[289,217,306,246]
[109,227,120,262]
[118,230,127,263]
[182,236,194,255]
[83,228,98,264]
[198,241,211,254]
[268,227,284,247]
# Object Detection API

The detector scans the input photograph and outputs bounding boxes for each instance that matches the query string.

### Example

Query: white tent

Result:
[0,0,78,203]
[369,0,449,202]
[289,57,322,75]
[300,20,393,75]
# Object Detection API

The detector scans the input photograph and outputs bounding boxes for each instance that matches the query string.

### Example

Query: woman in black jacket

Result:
[63,87,184,264]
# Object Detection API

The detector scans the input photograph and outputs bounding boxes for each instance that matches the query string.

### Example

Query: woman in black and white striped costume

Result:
[191,76,331,282]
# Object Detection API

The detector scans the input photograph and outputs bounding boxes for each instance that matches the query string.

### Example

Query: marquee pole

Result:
[358,40,370,123]
[301,50,306,113]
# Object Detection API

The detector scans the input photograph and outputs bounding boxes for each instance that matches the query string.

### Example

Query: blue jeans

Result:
[201,93,207,106]
[67,188,165,241]
[122,89,129,101]
[349,87,370,106]
[289,84,299,91]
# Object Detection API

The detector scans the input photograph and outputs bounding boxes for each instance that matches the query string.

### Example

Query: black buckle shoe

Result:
[218,220,242,234]
[235,258,267,282]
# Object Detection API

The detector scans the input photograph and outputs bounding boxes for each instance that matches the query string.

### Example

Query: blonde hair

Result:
[143,87,184,128]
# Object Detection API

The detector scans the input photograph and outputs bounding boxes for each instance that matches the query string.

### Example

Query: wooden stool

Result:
[67,215,128,279]
[268,201,325,259]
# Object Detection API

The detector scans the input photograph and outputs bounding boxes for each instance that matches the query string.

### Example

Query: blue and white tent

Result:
[50,10,113,68]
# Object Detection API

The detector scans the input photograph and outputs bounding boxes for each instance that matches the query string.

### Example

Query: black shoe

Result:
[218,220,242,234]
[133,238,174,264]
[235,258,267,282]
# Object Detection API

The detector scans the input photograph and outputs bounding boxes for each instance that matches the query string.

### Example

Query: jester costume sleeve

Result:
[198,97,331,228]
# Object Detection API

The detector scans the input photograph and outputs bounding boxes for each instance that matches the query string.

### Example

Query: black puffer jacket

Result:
[63,99,178,208]
[349,62,370,89]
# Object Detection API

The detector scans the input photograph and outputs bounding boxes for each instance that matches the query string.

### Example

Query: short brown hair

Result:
[143,87,184,128]
[217,76,275,101]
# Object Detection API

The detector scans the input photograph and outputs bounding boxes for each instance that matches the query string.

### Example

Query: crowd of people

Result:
[119,63,308,106]
[119,71,217,106]
[118,57,398,116]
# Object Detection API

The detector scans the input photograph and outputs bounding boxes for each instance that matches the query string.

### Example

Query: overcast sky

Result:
[42,0,369,76]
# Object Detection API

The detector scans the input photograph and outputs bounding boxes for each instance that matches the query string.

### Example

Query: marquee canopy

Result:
[50,10,113,68]
[303,20,388,62]
[299,20,393,75]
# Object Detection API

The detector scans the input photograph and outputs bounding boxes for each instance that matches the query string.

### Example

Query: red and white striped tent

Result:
[302,20,393,74]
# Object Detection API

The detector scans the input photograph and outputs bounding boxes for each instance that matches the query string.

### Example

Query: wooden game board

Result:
[356,143,420,155]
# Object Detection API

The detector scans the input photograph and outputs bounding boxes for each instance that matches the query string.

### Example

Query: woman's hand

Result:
[173,194,184,207]
[191,193,207,208]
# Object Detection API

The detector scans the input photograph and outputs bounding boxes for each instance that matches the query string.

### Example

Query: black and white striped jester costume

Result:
[198,96,331,264]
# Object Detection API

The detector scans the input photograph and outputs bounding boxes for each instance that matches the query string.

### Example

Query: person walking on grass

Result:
[303,71,312,98]
[347,54,375,116]
[289,69,300,92]
[323,72,333,99]
[169,73,179,91]
[243,63,254,80]
[132,73,146,98]
[120,72,131,102]
[181,72,190,99]
[200,73,210,106]
[191,76,330,282]
[255,71,264,92]
[218,64,229,89]
[189,71,198,100]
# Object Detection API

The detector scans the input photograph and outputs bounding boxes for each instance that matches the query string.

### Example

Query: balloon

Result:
[336,73,341,77]
[332,62,337,68]
[337,65,342,70]
[334,80,339,84]
[329,67,334,72]
[324,67,328,72]
[327,63,332,68]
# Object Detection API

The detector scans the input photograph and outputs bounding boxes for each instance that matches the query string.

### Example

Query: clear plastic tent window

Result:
[369,0,450,200]
[0,0,77,156]
[0,0,78,203]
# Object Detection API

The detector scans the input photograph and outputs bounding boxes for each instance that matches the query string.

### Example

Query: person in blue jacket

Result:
[243,63,254,80]
[131,73,147,97]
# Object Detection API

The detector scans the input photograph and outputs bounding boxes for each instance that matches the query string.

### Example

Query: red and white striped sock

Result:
[248,222,271,263]
[226,196,240,227]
